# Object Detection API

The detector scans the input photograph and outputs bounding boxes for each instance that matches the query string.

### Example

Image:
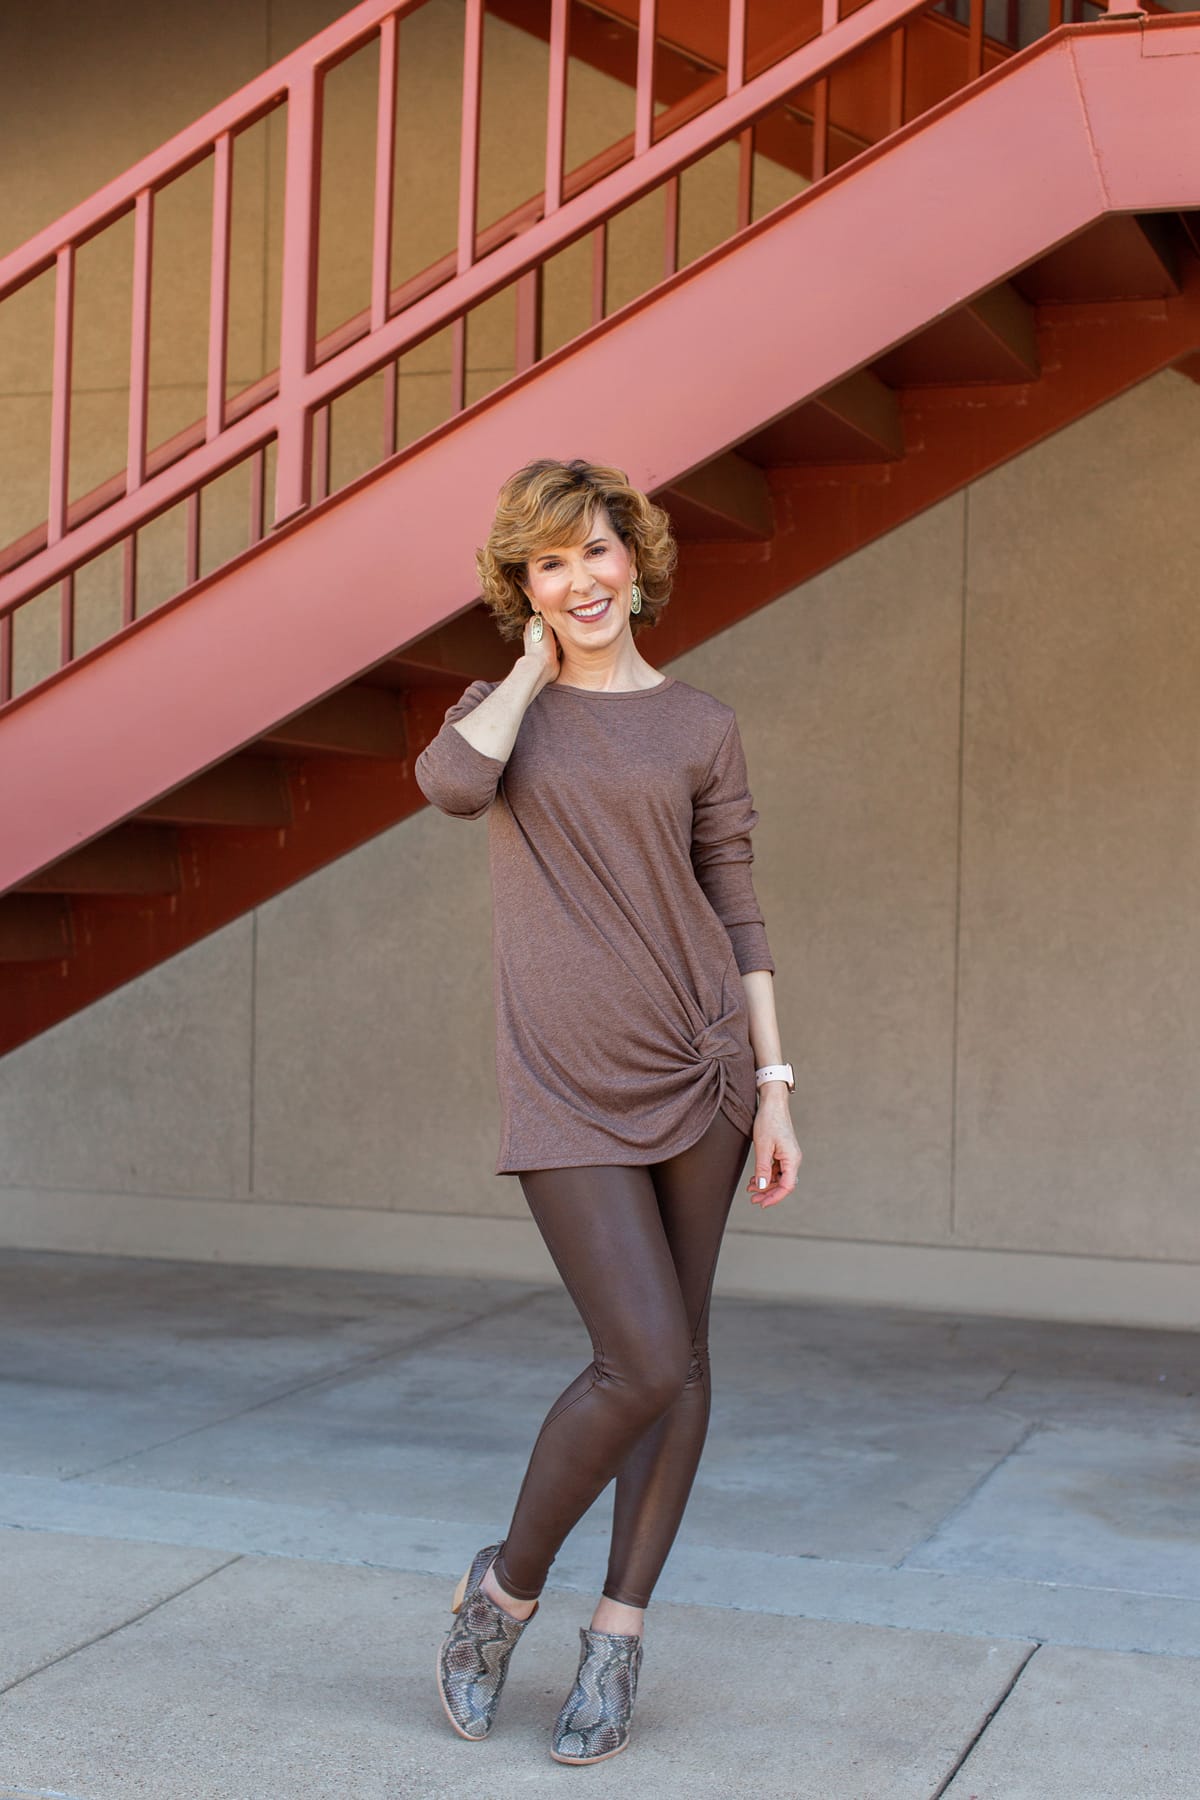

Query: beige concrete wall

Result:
[3,369,1200,1329]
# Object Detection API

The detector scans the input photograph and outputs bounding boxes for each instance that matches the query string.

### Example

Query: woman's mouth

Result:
[569,597,612,622]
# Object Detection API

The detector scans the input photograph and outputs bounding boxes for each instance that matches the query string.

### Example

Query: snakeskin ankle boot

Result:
[436,1542,538,1741]
[550,1625,644,1765]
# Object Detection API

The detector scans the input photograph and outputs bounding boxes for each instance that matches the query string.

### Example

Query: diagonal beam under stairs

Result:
[673,270,1200,640]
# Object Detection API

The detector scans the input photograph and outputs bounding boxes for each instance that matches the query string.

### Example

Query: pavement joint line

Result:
[981,1366,1017,1402]
[0,1553,243,1702]
[893,1417,1043,1571]
[927,1640,1041,1799]
[3,1493,1199,1657]
[61,1285,549,1484]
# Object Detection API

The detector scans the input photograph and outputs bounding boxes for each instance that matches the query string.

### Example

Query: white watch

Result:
[755,1062,794,1092]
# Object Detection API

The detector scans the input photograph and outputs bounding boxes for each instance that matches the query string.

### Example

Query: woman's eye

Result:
[535,547,605,570]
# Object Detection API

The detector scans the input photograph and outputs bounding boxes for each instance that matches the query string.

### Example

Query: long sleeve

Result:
[690,714,775,976]
[413,679,506,820]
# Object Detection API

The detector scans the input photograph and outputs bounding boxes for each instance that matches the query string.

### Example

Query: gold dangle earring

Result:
[629,583,642,615]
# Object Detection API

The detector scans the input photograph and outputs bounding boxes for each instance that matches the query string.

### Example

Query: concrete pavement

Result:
[1,1250,1197,1798]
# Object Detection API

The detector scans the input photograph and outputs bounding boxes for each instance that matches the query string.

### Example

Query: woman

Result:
[414,457,801,1766]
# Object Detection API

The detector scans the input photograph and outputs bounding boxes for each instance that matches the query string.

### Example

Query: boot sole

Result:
[550,1734,632,1765]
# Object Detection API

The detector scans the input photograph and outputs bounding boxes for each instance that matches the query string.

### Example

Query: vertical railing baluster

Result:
[383,358,399,458]
[663,176,680,280]
[1048,0,1064,23]
[514,268,543,374]
[736,126,754,229]
[313,404,331,501]
[128,191,153,493]
[817,0,838,188]
[59,573,75,669]
[812,78,830,181]
[889,26,906,130]
[275,65,322,524]
[727,0,747,94]
[635,0,657,157]
[458,0,484,276]
[207,134,233,441]
[122,534,137,626]
[0,611,12,705]
[545,0,568,217]
[186,491,201,587]
[48,244,75,548]
[732,0,752,233]
[249,446,266,546]
[451,316,467,414]
[372,13,399,332]
[590,222,607,327]
[968,0,985,77]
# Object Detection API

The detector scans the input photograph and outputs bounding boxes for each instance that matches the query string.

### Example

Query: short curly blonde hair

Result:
[476,458,676,644]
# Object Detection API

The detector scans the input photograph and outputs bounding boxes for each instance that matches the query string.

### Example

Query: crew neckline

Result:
[545,674,675,699]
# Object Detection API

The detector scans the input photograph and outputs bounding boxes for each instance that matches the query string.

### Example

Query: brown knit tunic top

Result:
[413,671,775,1176]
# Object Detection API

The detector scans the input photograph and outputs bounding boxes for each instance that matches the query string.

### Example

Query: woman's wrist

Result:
[511,654,552,699]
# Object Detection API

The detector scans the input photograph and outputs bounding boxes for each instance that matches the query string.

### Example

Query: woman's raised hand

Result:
[522,611,563,687]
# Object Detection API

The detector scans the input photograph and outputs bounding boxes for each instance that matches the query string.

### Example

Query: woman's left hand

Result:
[746,1089,802,1208]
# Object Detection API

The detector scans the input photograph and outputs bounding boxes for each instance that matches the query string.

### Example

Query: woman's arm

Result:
[689,712,802,1209]
[690,717,775,975]
[742,968,783,1069]
[449,654,548,761]
[414,619,558,819]
[741,969,802,1209]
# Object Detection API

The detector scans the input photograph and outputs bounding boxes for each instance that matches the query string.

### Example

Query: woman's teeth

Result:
[570,597,611,620]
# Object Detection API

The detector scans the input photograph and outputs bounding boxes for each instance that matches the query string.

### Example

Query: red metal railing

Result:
[0,0,1120,709]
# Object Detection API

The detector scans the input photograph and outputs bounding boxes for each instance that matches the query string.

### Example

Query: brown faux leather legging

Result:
[490,1103,752,1610]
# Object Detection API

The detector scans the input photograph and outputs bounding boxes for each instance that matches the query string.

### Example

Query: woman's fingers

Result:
[746,1135,801,1207]
[522,610,563,679]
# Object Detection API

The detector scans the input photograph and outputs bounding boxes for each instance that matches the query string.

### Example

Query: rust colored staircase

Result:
[1,0,1199,1054]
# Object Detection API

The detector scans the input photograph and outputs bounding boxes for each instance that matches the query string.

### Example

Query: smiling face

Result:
[521,505,639,649]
